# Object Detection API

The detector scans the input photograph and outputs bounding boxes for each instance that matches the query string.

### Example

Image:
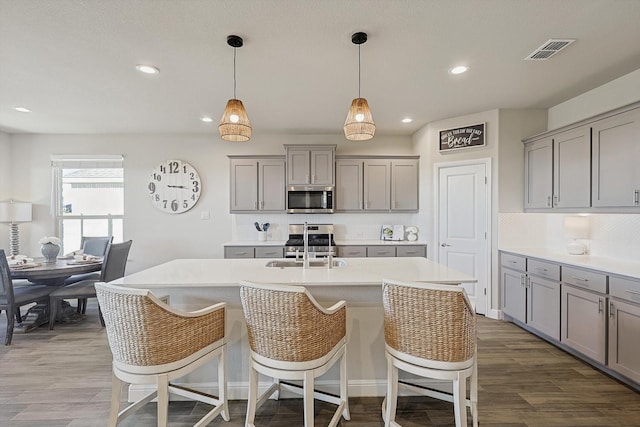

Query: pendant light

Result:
[219,35,252,142]
[344,32,375,141]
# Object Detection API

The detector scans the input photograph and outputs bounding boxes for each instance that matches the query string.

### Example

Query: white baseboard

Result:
[487,308,502,320]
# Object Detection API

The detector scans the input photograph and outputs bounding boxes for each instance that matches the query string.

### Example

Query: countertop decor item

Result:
[564,215,590,255]
[39,236,61,263]
[219,35,252,142]
[344,32,375,141]
[0,200,32,256]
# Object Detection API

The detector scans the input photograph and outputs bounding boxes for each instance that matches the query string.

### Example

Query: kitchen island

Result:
[110,257,476,398]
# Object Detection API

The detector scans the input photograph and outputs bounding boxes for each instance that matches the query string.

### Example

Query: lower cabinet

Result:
[224,246,284,259]
[527,275,560,340]
[608,276,640,383]
[501,250,640,388]
[337,245,427,258]
[561,284,607,364]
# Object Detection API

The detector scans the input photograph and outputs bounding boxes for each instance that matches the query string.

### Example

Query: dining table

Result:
[9,257,103,332]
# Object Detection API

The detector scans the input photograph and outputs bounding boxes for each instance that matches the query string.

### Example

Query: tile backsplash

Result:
[499,213,640,262]
[231,213,417,241]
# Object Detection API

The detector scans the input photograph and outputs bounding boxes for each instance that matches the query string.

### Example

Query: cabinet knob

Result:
[440,243,451,247]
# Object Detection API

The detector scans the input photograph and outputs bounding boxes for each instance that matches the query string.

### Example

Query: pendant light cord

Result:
[358,44,361,98]
[233,47,237,99]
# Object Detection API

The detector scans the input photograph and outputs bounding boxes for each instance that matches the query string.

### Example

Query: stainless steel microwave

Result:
[286,186,334,214]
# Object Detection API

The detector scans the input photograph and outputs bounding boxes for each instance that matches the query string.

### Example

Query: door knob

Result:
[440,243,451,247]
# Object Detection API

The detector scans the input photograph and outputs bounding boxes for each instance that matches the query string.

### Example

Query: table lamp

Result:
[0,200,33,256]
[563,215,590,255]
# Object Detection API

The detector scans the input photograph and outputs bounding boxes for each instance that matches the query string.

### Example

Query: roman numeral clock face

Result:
[148,160,201,213]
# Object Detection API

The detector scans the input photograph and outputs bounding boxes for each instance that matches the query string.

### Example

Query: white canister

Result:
[258,231,267,241]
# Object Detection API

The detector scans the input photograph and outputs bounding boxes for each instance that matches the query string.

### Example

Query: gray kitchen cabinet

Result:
[561,266,608,364]
[367,246,396,257]
[592,108,640,208]
[335,159,363,211]
[500,254,560,339]
[501,253,527,323]
[225,246,285,259]
[396,245,427,258]
[524,137,553,209]
[364,160,391,211]
[526,260,561,340]
[224,246,255,258]
[553,126,591,209]
[285,145,335,186]
[338,244,426,258]
[254,246,285,258]
[608,276,640,383]
[363,157,419,212]
[337,246,367,257]
[391,159,419,211]
[229,157,285,213]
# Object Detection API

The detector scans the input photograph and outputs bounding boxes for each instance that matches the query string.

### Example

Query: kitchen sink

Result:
[265,260,347,268]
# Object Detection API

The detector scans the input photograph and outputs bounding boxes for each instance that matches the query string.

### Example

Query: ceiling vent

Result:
[525,39,575,60]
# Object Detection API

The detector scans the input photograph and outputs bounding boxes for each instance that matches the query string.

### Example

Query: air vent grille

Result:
[525,39,575,61]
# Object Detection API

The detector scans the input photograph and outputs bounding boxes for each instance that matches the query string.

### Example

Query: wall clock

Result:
[148,159,202,213]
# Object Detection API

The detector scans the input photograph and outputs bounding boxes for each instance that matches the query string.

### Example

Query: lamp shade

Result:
[344,97,375,141]
[0,201,32,223]
[563,215,590,239]
[219,99,252,142]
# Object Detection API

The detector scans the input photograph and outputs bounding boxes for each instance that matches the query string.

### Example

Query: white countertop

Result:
[223,239,427,247]
[500,248,640,279]
[110,257,475,288]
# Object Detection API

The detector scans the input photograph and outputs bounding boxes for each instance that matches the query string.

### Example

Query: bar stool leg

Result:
[303,370,314,427]
[245,363,258,427]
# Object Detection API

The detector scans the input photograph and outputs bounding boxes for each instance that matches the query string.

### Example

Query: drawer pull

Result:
[236,252,248,255]
[538,267,548,272]
[625,289,640,296]
[405,251,417,254]
[598,298,604,314]
[571,276,589,282]
[510,260,517,264]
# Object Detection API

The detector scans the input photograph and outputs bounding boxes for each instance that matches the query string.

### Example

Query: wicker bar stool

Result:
[95,282,229,427]
[381,279,478,427]
[239,280,350,427]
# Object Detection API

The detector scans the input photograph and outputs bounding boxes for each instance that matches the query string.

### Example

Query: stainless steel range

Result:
[285,223,335,258]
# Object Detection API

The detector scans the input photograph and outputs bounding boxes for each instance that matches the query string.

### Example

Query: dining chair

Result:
[96,281,229,426]
[239,280,350,427]
[81,235,113,257]
[48,240,132,330]
[381,279,478,427]
[64,236,114,287]
[0,249,54,345]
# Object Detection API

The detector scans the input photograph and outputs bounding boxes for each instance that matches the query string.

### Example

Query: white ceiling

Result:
[1,0,640,136]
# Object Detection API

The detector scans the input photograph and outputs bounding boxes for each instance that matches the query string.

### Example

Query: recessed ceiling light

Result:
[200,116,214,123]
[13,106,31,113]
[136,64,160,74]
[449,65,469,75]
[401,118,413,123]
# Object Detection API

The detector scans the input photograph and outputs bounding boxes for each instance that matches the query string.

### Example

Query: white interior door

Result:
[438,162,489,314]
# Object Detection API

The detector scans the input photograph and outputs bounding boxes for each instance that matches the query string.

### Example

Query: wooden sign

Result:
[439,123,486,151]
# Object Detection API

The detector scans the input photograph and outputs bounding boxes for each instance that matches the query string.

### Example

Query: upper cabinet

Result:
[335,159,363,211]
[592,109,640,208]
[524,137,553,209]
[285,145,335,186]
[553,127,591,209]
[523,102,640,212]
[229,156,285,213]
[336,156,419,213]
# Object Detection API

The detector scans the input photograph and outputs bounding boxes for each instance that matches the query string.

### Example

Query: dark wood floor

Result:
[1,302,640,426]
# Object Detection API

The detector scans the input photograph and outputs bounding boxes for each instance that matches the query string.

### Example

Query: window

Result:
[52,155,124,253]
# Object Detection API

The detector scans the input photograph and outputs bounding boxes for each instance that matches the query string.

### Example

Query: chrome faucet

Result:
[327,227,333,269]
[302,221,309,268]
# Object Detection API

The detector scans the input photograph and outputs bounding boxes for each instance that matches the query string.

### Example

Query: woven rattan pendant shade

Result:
[344,97,375,141]
[344,32,375,141]
[219,99,251,142]
[219,35,252,142]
